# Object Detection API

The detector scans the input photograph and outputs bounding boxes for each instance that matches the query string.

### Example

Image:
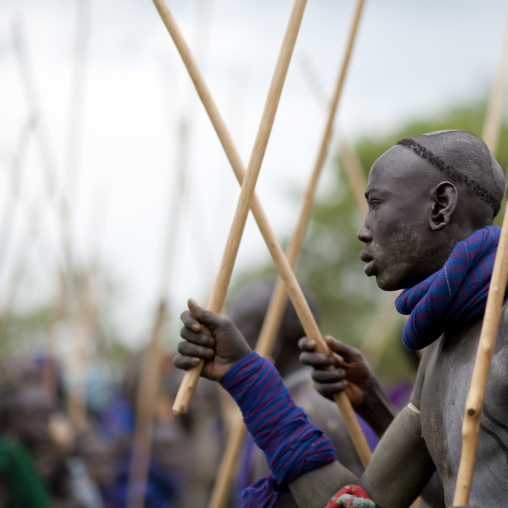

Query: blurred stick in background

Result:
[299,51,405,370]
[6,18,67,340]
[9,3,98,430]
[0,114,37,272]
[126,3,221,502]
[298,53,368,216]
[126,115,189,508]
[61,0,91,274]
[66,188,110,430]
[482,1,508,156]
[62,0,93,430]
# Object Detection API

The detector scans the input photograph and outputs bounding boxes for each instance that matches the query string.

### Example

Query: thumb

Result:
[325,336,358,363]
[188,299,224,332]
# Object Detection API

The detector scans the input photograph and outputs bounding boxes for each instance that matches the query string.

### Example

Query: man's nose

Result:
[357,224,372,243]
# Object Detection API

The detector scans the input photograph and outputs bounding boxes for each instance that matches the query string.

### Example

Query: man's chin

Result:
[374,274,404,292]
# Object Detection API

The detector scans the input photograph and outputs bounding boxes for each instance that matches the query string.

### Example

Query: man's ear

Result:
[429,181,458,231]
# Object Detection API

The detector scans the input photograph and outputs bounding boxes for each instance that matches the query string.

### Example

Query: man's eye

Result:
[368,200,380,209]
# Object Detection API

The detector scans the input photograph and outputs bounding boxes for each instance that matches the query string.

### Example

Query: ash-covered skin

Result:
[358,145,487,291]
[290,131,507,507]
[410,303,508,506]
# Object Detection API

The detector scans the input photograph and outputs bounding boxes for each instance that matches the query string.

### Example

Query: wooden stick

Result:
[126,302,166,508]
[452,205,508,505]
[155,0,308,414]
[258,0,365,359]
[482,2,508,155]
[61,0,92,428]
[5,20,62,284]
[298,52,368,216]
[208,3,367,505]
[0,115,36,273]
[67,272,98,432]
[0,196,63,342]
[126,100,193,507]
[335,129,368,216]
[11,17,58,194]
[453,7,508,500]
[8,17,71,338]
[61,0,91,273]
[127,0,219,491]
[298,50,407,372]
[154,0,370,464]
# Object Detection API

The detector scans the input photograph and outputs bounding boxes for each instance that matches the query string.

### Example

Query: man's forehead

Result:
[367,145,431,187]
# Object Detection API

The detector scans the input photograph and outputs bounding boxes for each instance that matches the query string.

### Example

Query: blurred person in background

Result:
[225,278,381,507]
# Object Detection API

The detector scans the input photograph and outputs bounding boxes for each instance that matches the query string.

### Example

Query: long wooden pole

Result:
[155,0,308,410]
[298,51,406,371]
[482,2,508,155]
[7,18,70,344]
[335,130,368,216]
[11,18,58,195]
[126,112,192,508]
[126,302,166,508]
[256,0,365,365]
[0,196,64,342]
[126,4,220,499]
[60,0,91,274]
[154,0,370,466]
[0,115,36,273]
[63,0,93,434]
[67,271,98,432]
[208,4,367,506]
[453,7,508,501]
[298,54,368,216]
[66,187,110,426]
[453,206,508,505]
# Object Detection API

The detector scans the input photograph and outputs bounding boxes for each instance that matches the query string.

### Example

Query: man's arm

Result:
[174,301,438,508]
[289,406,436,508]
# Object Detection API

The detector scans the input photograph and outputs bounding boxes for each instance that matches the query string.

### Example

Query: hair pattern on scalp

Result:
[397,137,501,216]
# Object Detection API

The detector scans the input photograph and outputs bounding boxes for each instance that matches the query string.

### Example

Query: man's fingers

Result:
[181,309,202,332]
[299,351,334,368]
[314,380,348,398]
[298,336,317,351]
[188,298,227,332]
[177,339,215,361]
[311,368,346,384]
[173,353,201,370]
[325,335,360,363]
[180,326,216,348]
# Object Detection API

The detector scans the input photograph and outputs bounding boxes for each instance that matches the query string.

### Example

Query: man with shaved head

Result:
[175,130,505,507]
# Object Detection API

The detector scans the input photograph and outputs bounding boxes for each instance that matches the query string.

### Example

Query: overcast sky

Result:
[1,0,508,349]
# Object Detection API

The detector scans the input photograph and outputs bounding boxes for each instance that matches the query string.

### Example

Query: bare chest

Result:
[418,308,508,505]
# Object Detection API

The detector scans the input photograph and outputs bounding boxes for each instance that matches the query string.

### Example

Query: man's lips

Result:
[360,251,374,276]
